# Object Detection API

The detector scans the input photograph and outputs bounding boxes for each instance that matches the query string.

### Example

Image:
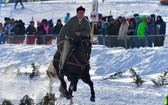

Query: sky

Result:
[0,0,168,105]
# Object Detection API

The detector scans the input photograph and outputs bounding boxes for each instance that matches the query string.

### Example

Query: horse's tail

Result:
[46,60,58,79]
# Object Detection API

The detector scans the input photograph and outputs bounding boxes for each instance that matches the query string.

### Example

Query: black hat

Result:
[133,14,139,17]
[67,13,70,15]
[18,20,23,23]
[121,17,126,21]
[76,6,85,12]
[57,19,61,22]
[30,20,34,23]
[4,17,10,21]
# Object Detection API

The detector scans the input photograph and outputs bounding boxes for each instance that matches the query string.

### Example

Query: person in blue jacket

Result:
[64,13,70,23]
[0,28,4,44]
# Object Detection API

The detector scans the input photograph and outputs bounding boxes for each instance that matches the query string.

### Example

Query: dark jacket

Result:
[53,24,63,35]
[26,25,37,35]
[107,24,118,35]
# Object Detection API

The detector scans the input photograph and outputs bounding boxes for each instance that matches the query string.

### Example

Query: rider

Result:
[58,6,91,77]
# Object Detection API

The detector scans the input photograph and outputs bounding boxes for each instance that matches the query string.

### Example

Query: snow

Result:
[0,0,168,105]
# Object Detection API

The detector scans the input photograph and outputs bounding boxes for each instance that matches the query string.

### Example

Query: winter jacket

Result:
[146,20,155,36]
[118,22,129,40]
[156,16,166,35]
[26,25,37,35]
[53,24,63,35]
[137,22,146,39]
[107,24,118,35]
[101,22,108,35]
[58,16,91,42]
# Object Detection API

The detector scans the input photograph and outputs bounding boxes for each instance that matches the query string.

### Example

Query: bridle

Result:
[78,39,91,63]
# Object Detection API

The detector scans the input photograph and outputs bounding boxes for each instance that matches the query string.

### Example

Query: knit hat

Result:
[76,6,85,12]
[141,15,146,19]
[37,20,40,25]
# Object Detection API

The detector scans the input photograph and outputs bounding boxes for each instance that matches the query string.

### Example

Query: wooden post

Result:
[90,0,98,45]
[90,21,94,44]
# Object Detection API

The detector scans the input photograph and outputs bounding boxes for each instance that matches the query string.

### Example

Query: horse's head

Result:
[77,39,92,62]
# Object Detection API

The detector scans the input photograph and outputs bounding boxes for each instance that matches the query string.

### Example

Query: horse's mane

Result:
[70,38,91,64]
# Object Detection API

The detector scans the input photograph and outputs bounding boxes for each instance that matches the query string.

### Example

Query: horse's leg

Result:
[59,83,66,97]
[58,76,71,99]
[82,75,95,102]
[68,80,78,97]
[68,81,78,105]
[73,80,78,91]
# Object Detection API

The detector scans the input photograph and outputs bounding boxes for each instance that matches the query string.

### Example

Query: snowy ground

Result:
[0,0,168,105]
[0,44,167,105]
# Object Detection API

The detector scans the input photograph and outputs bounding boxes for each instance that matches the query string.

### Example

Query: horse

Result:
[48,38,95,104]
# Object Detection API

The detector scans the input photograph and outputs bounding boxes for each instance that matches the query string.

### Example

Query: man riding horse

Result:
[58,6,91,78]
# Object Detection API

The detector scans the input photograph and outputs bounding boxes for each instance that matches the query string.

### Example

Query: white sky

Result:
[0,0,167,105]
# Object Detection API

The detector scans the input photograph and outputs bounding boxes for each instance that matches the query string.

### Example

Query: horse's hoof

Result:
[90,96,95,102]
[66,95,71,99]
[66,95,74,100]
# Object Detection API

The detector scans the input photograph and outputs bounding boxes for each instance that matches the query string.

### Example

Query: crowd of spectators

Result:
[93,13,166,48]
[0,13,166,49]
[0,17,63,45]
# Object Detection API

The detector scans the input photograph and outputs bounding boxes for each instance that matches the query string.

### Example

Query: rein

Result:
[54,59,89,70]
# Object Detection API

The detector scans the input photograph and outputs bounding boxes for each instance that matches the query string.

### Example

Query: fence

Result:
[3,34,57,45]
[2,34,168,48]
[93,34,168,49]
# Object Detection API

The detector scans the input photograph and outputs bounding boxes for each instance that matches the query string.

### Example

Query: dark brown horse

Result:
[52,38,95,103]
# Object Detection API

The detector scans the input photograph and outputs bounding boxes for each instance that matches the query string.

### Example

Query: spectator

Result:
[53,19,63,35]
[150,14,156,23]
[0,23,4,44]
[15,20,26,44]
[94,21,102,45]
[107,15,113,23]
[64,13,70,23]
[101,17,108,45]
[53,19,63,44]
[116,16,122,28]
[107,18,118,47]
[117,17,129,48]
[137,15,147,47]
[47,19,54,44]
[153,15,166,47]
[145,16,155,47]
[4,17,10,27]
[127,18,135,48]
[133,16,141,48]
[37,19,49,44]
[26,20,37,44]
[4,18,16,44]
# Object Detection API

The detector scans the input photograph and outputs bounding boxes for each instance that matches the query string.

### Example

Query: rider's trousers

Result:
[59,39,72,69]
